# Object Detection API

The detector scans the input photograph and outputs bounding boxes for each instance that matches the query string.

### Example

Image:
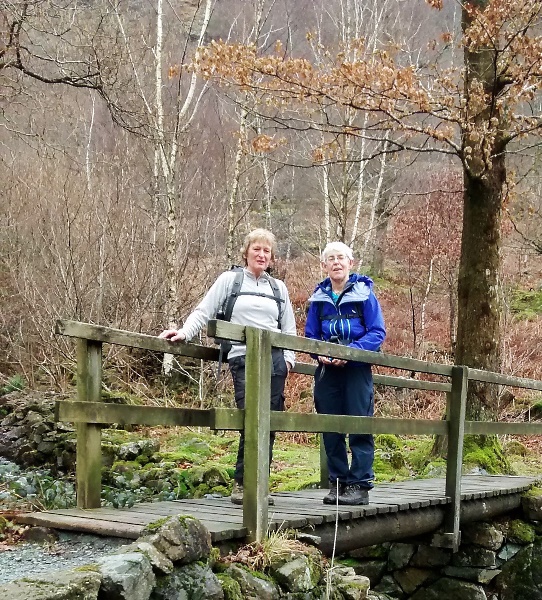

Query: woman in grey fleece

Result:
[159,228,296,505]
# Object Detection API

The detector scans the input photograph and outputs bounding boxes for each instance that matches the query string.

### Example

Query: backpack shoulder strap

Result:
[318,300,366,329]
[222,268,244,322]
[267,276,282,329]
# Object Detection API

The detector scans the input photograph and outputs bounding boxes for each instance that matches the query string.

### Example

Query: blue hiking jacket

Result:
[305,274,386,359]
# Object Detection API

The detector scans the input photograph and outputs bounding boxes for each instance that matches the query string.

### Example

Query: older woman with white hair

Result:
[159,229,296,505]
[305,241,386,506]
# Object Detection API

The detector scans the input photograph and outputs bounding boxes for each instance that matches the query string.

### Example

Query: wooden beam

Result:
[465,421,542,435]
[211,410,448,435]
[468,367,542,391]
[208,319,454,376]
[243,326,271,543]
[57,319,220,361]
[57,401,214,428]
[76,339,102,509]
[442,366,468,551]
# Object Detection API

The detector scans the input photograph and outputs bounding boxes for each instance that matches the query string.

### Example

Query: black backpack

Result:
[216,267,284,362]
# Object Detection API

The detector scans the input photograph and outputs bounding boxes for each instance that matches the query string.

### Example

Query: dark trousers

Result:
[314,363,374,488]
[228,349,287,484]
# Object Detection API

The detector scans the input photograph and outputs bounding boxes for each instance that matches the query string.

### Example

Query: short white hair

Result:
[321,241,354,262]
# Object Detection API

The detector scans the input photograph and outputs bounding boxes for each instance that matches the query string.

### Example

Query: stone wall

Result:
[342,491,542,600]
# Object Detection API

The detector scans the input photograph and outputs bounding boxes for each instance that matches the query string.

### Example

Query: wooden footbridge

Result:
[18,475,536,555]
[16,320,542,554]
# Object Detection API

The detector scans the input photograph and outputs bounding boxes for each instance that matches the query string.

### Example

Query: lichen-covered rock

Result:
[140,515,212,564]
[442,566,500,584]
[118,440,160,462]
[409,577,487,600]
[348,543,390,561]
[522,488,542,521]
[348,560,387,586]
[216,573,243,600]
[116,541,174,575]
[331,566,371,600]
[506,519,536,545]
[0,567,102,599]
[269,551,323,593]
[387,542,415,570]
[373,574,403,598]
[462,522,504,550]
[97,551,155,600]
[452,546,496,569]
[225,564,280,599]
[410,545,451,568]
[151,562,223,600]
[493,539,542,600]
[394,567,433,594]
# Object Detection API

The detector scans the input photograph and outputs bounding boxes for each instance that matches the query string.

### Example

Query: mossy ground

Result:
[102,427,542,495]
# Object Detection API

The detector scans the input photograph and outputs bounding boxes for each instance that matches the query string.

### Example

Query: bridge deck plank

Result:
[14,475,535,543]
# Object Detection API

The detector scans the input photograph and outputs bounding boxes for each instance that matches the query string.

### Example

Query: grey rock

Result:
[0,568,101,599]
[522,492,542,521]
[151,562,223,600]
[373,574,404,598]
[410,545,451,568]
[410,577,487,600]
[394,568,433,594]
[452,546,496,568]
[350,559,387,586]
[98,551,155,600]
[387,543,416,570]
[21,526,59,544]
[335,573,371,600]
[141,516,212,564]
[442,566,501,584]
[494,540,542,600]
[462,522,504,550]
[349,543,390,560]
[270,553,323,592]
[226,563,280,599]
[498,543,522,561]
[116,541,174,575]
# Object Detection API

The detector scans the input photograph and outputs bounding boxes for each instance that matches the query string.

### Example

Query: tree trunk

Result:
[455,162,504,421]
[455,0,507,423]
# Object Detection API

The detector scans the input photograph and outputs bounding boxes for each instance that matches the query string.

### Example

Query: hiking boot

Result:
[230,481,244,505]
[323,482,345,505]
[230,482,275,506]
[338,484,369,506]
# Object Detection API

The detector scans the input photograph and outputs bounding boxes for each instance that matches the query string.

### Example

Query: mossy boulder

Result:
[462,435,510,474]
[140,515,212,564]
[507,519,536,545]
[268,547,324,593]
[494,539,542,600]
[522,487,542,521]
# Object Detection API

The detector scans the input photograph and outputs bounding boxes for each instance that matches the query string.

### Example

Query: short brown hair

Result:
[241,228,277,264]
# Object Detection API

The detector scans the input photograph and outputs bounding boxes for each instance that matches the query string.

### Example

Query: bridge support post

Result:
[243,326,272,543]
[319,434,329,488]
[438,365,467,551]
[75,339,103,509]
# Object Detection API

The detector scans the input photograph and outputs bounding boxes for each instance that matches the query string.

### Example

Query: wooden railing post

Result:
[76,338,103,509]
[438,365,468,550]
[243,326,272,542]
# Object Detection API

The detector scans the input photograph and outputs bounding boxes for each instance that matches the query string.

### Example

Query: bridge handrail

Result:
[54,318,542,551]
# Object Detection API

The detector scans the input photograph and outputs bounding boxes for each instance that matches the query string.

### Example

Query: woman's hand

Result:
[318,356,346,367]
[158,329,187,342]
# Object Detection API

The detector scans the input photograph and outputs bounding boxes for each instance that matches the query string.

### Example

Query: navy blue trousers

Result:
[314,363,374,488]
[229,349,287,484]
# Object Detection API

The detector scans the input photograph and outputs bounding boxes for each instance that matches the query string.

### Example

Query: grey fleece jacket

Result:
[178,269,296,366]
